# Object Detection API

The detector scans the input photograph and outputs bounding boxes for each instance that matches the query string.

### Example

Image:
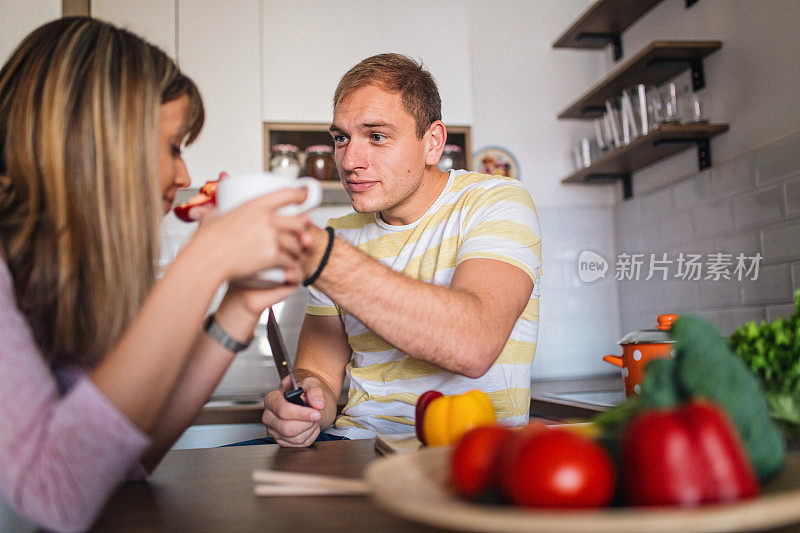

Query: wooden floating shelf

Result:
[561,123,729,197]
[553,0,664,60]
[558,40,722,119]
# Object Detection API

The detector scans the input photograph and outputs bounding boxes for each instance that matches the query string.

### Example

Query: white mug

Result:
[216,172,322,287]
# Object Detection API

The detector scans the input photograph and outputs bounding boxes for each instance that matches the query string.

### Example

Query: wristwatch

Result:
[203,314,253,353]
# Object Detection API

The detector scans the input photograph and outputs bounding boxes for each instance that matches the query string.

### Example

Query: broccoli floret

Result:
[639,357,683,408]
[672,315,785,479]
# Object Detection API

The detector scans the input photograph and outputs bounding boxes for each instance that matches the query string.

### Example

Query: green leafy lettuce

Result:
[729,289,800,435]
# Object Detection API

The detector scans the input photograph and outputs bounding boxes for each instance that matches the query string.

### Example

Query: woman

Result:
[0,17,312,532]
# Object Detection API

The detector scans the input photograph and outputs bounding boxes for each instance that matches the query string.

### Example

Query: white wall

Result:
[92,0,176,58]
[178,0,263,184]
[261,0,473,125]
[0,0,60,63]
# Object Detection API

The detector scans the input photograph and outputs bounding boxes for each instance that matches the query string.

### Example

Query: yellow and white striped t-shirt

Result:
[308,170,542,439]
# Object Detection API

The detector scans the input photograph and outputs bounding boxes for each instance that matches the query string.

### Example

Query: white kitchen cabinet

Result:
[0,0,60,64]
[260,0,474,126]
[91,0,176,59]
[178,0,263,185]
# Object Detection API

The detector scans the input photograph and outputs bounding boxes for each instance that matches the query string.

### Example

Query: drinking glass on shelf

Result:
[687,91,708,124]
[633,84,650,136]
[646,86,664,129]
[663,82,682,124]
[580,137,592,168]
[620,89,639,143]
[594,118,609,151]
[572,145,584,171]
[601,112,616,149]
[604,99,623,148]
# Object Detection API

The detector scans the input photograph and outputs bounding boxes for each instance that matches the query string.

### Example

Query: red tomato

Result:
[450,425,515,499]
[501,428,615,508]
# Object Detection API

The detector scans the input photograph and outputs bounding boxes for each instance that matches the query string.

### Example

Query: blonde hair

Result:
[0,17,204,366]
[333,53,441,138]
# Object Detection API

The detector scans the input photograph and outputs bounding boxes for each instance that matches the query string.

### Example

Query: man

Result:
[262,53,541,445]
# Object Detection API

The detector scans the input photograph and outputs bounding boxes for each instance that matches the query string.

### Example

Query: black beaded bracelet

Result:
[303,226,335,287]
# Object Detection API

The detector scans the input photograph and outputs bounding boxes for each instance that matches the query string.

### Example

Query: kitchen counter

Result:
[197,374,627,425]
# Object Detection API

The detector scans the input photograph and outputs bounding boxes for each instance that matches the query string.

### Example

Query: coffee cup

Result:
[216,172,322,288]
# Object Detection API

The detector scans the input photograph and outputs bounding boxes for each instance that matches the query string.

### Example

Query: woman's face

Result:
[158,95,192,214]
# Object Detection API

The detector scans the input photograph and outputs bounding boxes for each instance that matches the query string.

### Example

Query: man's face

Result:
[329,84,430,222]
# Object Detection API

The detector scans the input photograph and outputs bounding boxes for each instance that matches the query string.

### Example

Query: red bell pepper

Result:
[414,390,443,443]
[621,400,759,507]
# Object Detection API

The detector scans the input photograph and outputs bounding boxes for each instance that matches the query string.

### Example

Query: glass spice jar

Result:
[304,144,337,181]
[437,144,464,173]
[269,144,300,179]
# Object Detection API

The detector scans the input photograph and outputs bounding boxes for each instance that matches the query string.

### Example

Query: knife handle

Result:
[284,387,306,406]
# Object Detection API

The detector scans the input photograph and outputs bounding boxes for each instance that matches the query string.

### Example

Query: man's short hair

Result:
[333,53,442,139]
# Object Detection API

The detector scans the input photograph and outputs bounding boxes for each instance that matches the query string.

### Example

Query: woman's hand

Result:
[183,187,314,284]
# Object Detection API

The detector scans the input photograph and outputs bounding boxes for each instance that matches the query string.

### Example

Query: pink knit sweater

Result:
[0,260,149,532]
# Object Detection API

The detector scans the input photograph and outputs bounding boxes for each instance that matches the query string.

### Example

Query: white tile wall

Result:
[766,303,797,321]
[785,177,800,219]
[792,262,800,290]
[673,169,711,210]
[533,206,621,379]
[741,264,793,305]
[732,186,784,230]
[762,220,800,264]
[756,134,800,184]
[691,199,735,239]
[614,131,800,339]
[711,158,757,198]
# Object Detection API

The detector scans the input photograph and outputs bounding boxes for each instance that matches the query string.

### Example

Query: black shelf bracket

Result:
[585,173,633,200]
[576,32,622,61]
[645,57,706,91]
[652,138,712,170]
[580,105,607,117]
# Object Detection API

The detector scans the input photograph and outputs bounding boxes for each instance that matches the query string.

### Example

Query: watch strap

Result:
[203,314,253,353]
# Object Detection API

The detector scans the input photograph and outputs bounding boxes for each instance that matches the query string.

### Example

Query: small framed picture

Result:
[473,146,519,178]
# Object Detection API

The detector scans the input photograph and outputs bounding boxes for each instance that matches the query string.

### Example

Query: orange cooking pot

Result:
[603,314,678,397]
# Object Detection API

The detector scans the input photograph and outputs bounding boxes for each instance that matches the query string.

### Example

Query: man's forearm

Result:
[310,237,517,378]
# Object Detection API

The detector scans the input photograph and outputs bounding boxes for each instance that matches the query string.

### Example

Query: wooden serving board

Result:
[365,447,800,533]
[374,433,422,455]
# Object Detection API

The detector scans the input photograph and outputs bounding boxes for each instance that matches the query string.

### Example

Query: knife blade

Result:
[266,307,306,406]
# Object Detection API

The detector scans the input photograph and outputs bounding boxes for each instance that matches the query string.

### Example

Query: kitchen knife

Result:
[266,307,306,406]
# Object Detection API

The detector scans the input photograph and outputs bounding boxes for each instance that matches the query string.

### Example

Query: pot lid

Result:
[619,314,678,344]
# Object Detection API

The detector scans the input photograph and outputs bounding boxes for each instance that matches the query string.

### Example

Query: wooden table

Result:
[97,376,800,532]
[91,437,800,533]
[92,439,440,532]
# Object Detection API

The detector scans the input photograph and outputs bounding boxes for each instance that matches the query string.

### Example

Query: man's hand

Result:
[262,375,327,447]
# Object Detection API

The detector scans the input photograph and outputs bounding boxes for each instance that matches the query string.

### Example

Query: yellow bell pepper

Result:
[421,389,496,446]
